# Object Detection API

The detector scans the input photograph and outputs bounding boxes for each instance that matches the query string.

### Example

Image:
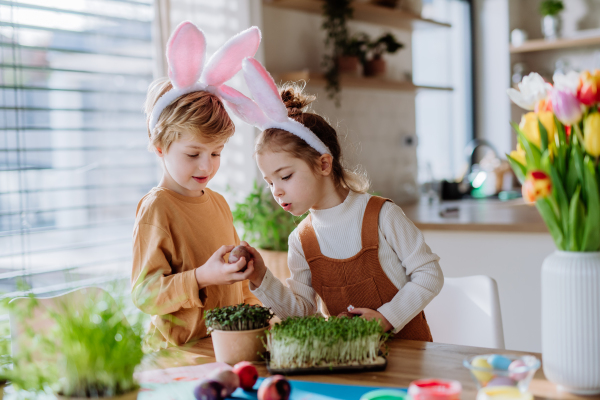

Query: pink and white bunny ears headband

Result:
[219,58,332,156]
[148,21,261,132]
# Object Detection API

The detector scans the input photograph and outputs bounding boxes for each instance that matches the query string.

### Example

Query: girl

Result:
[221,58,443,339]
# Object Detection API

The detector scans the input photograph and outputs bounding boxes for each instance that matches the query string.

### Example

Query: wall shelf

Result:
[276,71,453,93]
[263,0,451,30]
[510,35,600,53]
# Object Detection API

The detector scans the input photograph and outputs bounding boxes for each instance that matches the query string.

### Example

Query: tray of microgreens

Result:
[204,303,274,331]
[265,315,390,375]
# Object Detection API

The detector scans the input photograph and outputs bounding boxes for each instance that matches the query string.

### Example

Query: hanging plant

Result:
[321,0,354,106]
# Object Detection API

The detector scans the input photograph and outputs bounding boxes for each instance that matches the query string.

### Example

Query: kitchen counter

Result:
[402,198,547,233]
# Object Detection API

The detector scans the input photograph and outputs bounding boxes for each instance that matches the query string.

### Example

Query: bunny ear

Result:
[201,26,261,87]
[242,57,288,123]
[166,21,206,89]
[217,85,271,129]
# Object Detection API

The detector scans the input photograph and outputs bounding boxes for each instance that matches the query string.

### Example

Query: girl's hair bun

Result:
[279,82,316,117]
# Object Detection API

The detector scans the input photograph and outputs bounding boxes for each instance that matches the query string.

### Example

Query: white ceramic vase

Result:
[541,251,600,395]
[541,15,561,40]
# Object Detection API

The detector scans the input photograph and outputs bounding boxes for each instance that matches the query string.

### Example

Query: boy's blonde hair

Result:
[144,77,235,152]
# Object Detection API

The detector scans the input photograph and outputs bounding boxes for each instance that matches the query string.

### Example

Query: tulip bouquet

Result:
[507,70,600,251]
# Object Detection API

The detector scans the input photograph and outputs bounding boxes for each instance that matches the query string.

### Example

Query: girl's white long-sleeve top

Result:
[250,191,444,333]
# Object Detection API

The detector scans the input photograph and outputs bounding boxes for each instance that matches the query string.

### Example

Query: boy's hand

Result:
[195,245,255,289]
[239,242,268,288]
[350,308,394,332]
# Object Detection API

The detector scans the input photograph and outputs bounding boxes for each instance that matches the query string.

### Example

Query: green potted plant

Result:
[338,33,369,74]
[364,33,404,77]
[205,304,274,365]
[232,182,306,283]
[8,287,146,399]
[266,315,389,370]
[539,0,564,40]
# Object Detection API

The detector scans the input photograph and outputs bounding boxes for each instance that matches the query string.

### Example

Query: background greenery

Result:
[232,182,306,252]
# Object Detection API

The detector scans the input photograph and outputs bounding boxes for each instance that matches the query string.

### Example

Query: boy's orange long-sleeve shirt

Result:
[131,187,260,349]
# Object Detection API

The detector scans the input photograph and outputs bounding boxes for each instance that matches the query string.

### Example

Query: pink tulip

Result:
[551,88,583,126]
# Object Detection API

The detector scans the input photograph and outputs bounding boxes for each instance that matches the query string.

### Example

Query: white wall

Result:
[473,0,512,156]
[423,229,555,352]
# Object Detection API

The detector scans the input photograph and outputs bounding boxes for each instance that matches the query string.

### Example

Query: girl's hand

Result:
[350,308,394,332]
[195,245,255,289]
[240,242,268,288]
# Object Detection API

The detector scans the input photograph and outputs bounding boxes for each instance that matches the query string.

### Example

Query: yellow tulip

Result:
[519,111,556,149]
[510,144,527,166]
[583,113,600,157]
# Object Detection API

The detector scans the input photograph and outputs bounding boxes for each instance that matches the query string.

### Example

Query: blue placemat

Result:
[140,378,406,400]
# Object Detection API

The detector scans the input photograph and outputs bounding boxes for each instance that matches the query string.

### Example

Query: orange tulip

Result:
[522,171,552,204]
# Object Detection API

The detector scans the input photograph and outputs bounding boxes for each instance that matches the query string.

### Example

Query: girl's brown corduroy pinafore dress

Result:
[297,196,433,341]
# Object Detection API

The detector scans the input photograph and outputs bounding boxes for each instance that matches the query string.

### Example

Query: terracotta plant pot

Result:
[211,326,268,365]
[257,249,290,284]
[337,56,360,75]
[364,57,386,77]
[56,389,139,400]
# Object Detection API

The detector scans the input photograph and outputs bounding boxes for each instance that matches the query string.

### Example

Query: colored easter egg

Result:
[233,361,259,391]
[476,386,533,400]
[508,360,528,381]
[194,379,227,400]
[471,356,494,383]
[208,369,240,396]
[487,355,512,371]
[258,375,291,400]
[486,376,517,387]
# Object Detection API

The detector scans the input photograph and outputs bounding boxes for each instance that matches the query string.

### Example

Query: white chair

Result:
[9,287,117,358]
[424,275,505,349]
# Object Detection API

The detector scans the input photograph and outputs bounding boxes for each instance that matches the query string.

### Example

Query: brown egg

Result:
[229,245,252,264]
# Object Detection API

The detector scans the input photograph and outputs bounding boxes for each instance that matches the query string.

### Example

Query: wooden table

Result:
[143,338,600,400]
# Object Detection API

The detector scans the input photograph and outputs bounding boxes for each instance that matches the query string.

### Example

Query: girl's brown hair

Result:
[255,83,369,193]
[144,77,235,152]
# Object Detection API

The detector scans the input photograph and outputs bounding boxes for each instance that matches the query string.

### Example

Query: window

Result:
[0,0,157,296]
[413,0,473,183]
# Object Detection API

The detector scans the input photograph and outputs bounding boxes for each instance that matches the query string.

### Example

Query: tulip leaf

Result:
[555,116,567,147]
[547,160,569,238]
[554,117,568,180]
[506,153,526,184]
[568,186,584,251]
[512,122,541,169]
[536,197,565,250]
[581,157,600,251]
[572,146,587,200]
[538,118,549,152]
[566,155,579,200]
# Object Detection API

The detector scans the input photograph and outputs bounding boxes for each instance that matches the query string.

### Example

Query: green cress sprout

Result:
[266,315,390,369]
[204,304,274,332]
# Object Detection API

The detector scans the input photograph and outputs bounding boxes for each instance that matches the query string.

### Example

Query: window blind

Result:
[0,0,157,297]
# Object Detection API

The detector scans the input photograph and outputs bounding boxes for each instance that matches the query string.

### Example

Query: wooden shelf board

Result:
[510,35,600,53]
[276,71,453,93]
[263,0,451,30]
